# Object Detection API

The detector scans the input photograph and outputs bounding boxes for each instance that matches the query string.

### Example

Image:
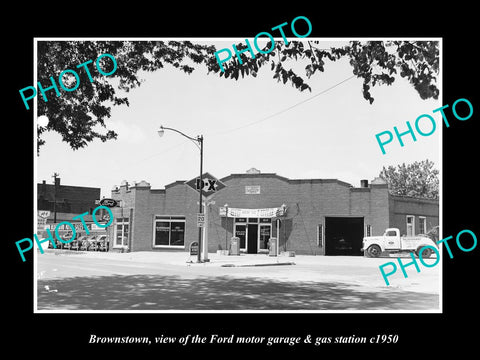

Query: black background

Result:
[5,3,478,356]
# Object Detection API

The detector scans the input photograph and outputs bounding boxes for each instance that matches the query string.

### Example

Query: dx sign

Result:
[195,178,218,192]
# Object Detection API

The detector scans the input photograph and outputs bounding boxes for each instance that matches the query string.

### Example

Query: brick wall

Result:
[389,195,439,236]
[108,173,440,256]
[37,181,100,214]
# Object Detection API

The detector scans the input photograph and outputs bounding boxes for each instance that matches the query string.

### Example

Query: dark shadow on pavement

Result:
[37,274,439,311]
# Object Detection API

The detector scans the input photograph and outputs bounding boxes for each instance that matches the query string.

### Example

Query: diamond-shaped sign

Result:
[185,172,226,198]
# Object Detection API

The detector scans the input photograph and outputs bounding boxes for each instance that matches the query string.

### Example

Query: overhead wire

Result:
[102,72,357,176]
[209,74,357,136]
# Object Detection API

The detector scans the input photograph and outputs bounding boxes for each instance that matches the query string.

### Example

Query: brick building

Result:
[107,169,439,256]
[37,177,102,236]
[38,177,100,215]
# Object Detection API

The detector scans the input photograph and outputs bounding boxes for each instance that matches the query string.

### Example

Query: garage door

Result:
[325,217,364,256]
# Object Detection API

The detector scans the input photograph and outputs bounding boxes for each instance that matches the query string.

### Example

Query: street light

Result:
[224,203,229,252]
[158,125,204,263]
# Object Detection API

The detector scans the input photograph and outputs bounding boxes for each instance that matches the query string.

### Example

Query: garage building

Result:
[107,168,439,256]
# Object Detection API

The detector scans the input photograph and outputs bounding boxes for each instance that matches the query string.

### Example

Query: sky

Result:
[36,39,441,199]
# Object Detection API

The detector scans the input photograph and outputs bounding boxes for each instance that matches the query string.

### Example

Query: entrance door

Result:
[247,224,258,254]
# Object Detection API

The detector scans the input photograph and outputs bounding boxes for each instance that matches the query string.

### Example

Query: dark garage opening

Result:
[325,217,364,256]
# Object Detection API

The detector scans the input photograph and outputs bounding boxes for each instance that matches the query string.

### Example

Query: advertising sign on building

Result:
[99,198,118,207]
[245,185,261,194]
[38,210,51,219]
[37,217,47,230]
[49,223,92,232]
[221,206,287,218]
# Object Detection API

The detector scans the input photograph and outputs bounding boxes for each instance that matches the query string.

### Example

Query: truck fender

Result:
[364,241,384,257]
[415,239,438,258]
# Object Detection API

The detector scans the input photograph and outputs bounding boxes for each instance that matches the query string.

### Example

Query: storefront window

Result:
[406,215,415,236]
[317,224,323,247]
[154,217,185,247]
[155,221,170,246]
[235,224,246,249]
[419,216,427,234]
[365,224,372,237]
[259,225,271,250]
[115,218,129,247]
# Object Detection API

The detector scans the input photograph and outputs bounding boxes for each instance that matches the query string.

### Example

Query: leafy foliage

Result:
[36,40,439,152]
[379,160,439,200]
[36,41,217,153]
[212,40,439,104]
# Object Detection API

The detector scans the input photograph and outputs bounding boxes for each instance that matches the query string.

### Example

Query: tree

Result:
[36,41,217,153]
[35,40,439,152]
[379,160,439,200]
[216,40,439,103]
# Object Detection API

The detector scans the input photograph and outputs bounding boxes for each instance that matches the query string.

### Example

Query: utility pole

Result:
[52,172,59,224]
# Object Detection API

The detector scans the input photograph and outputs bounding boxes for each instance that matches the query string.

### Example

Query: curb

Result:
[220,262,296,268]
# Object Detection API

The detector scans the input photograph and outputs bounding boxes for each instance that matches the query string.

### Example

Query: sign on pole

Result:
[197,213,205,227]
[99,198,119,207]
[185,172,226,198]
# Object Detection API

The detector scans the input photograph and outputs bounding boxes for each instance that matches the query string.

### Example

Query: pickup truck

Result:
[362,228,437,258]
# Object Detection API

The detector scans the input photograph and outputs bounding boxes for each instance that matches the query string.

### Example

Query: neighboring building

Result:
[107,169,439,256]
[37,177,103,237]
[38,177,100,215]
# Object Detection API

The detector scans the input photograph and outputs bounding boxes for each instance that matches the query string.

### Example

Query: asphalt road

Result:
[36,251,440,311]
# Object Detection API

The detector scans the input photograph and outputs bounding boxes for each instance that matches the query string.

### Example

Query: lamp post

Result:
[158,125,204,263]
[224,203,229,251]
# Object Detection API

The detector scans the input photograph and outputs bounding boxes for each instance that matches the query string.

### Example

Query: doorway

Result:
[324,217,364,255]
[247,224,258,254]
[234,218,272,253]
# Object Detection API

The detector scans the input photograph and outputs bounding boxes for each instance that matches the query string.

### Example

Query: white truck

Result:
[362,228,437,258]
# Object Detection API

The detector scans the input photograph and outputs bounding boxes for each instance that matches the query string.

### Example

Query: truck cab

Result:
[362,228,437,258]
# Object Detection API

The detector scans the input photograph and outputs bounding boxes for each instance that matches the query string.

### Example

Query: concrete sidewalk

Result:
[39,248,297,267]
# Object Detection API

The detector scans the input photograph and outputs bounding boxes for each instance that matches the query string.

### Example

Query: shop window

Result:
[365,224,372,237]
[234,224,247,249]
[115,218,129,248]
[154,216,185,247]
[259,225,271,250]
[419,216,427,235]
[317,224,323,247]
[406,215,415,236]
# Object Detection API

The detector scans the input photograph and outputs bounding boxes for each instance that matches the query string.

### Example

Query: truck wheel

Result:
[366,245,382,258]
[416,247,432,258]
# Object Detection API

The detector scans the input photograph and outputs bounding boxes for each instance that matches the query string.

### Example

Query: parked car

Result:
[74,235,89,251]
[86,234,109,251]
[86,235,100,251]
[96,235,109,252]
[333,237,352,252]
[61,232,74,250]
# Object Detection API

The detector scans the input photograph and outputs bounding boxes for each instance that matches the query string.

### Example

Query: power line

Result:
[95,74,357,174]
[211,74,356,136]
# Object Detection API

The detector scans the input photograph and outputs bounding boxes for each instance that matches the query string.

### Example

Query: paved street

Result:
[36,250,440,311]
